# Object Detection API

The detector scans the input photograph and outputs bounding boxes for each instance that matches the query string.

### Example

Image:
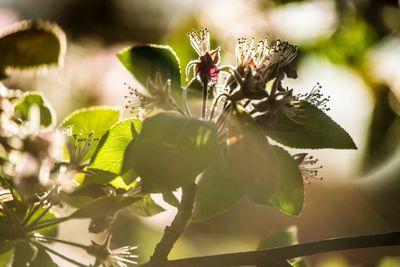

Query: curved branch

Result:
[148,183,197,265]
[148,231,400,267]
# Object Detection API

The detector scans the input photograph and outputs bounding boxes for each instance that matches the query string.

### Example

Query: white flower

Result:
[64,126,96,166]
[101,245,139,267]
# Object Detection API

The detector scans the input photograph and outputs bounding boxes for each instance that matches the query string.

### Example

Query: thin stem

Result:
[33,241,89,267]
[31,235,89,250]
[201,81,208,119]
[26,193,56,228]
[149,231,400,267]
[25,217,68,233]
[149,183,197,265]
[209,93,230,121]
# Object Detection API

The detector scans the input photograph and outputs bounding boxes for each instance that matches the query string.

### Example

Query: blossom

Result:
[64,126,96,166]
[87,235,138,267]
[186,29,220,84]
[229,38,298,101]
[292,153,323,183]
[297,83,330,111]
[124,73,176,114]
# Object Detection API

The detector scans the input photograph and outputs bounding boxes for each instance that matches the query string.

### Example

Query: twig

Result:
[148,183,197,265]
[142,231,400,267]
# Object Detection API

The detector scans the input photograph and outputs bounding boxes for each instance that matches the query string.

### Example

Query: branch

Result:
[148,183,197,265]
[148,231,400,267]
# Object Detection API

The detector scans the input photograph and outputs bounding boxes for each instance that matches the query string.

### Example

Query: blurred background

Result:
[1,0,400,266]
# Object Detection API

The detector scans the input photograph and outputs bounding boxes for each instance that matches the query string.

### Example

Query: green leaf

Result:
[30,247,57,267]
[227,109,277,205]
[12,241,36,267]
[70,196,139,219]
[82,168,118,186]
[14,92,56,128]
[0,246,14,266]
[88,216,115,234]
[270,146,304,216]
[0,239,15,254]
[193,145,243,221]
[90,119,142,178]
[258,101,357,149]
[162,191,180,208]
[0,20,66,75]
[131,112,218,193]
[257,226,298,250]
[61,106,121,161]
[117,44,184,110]
[125,195,165,217]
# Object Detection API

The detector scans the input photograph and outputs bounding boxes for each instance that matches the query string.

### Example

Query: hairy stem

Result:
[202,81,208,119]
[148,183,197,265]
[153,231,400,267]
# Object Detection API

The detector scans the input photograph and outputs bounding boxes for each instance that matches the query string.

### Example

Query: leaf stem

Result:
[31,235,89,250]
[33,241,89,267]
[149,183,197,265]
[149,231,400,267]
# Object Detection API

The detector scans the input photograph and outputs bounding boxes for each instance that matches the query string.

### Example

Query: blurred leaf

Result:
[162,191,180,208]
[70,196,138,219]
[0,239,15,254]
[193,145,243,221]
[259,101,356,149]
[258,226,298,250]
[378,257,400,267]
[88,215,115,234]
[0,20,66,76]
[30,247,57,267]
[270,146,304,216]
[14,92,56,128]
[131,112,218,193]
[126,195,165,217]
[0,246,14,266]
[314,19,375,66]
[362,88,397,173]
[228,109,277,205]
[90,119,142,181]
[61,106,121,161]
[82,168,118,186]
[12,241,36,267]
[117,44,185,111]
[109,176,138,191]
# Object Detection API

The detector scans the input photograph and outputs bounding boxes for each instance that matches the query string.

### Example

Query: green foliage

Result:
[61,106,121,160]
[14,91,56,128]
[162,191,180,208]
[193,145,242,221]
[70,196,139,219]
[117,44,185,111]
[228,109,277,205]
[269,146,304,216]
[0,21,66,77]
[261,101,356,149]
[126,195,165,217]
[90,119,142,180]
[130,112,218,193]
